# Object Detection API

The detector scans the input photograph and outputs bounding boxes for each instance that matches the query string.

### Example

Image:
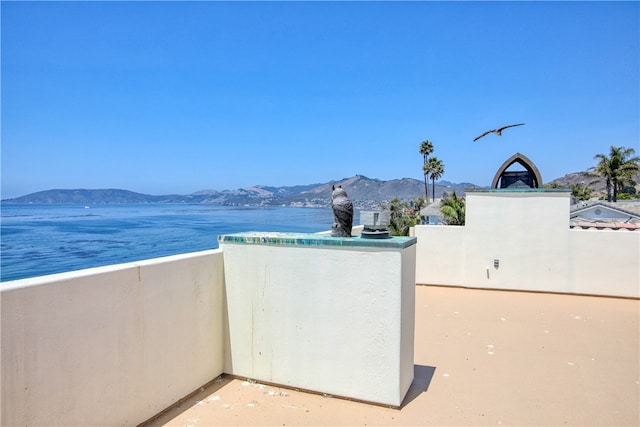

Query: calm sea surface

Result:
[1,204,336,282]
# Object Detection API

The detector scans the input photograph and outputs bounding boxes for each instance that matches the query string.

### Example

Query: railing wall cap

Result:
[218,232,417,249]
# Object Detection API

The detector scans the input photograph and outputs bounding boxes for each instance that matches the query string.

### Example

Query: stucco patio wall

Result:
[219,232,417,407]
[414,190,639,298]
[1,250,226,426]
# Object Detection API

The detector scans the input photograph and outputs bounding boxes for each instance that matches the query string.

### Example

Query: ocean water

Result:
[1,204,336,282]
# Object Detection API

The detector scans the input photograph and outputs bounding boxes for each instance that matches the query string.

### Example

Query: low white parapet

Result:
[219,232,417,407]
[1,250,226,427]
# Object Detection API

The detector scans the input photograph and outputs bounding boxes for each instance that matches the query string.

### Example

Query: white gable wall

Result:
[572,205,636,221]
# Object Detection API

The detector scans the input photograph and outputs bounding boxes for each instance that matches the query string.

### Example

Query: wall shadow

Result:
[401,364,436,408]
[138,375,232,426]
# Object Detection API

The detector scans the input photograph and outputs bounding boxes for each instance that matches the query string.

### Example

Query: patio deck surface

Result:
[144,285,639,426]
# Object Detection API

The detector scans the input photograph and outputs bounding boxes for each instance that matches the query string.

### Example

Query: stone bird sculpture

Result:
[331,185,354,237]
[473,123,525,141]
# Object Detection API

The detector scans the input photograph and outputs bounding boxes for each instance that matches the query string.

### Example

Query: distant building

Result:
[570,201,640,230]
[420,199,443,224]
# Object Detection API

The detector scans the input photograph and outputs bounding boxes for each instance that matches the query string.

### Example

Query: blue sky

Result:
[2,1,638,198]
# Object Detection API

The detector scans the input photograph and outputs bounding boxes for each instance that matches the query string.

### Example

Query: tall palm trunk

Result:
[431,177,436,204]
[612,178,619,202]
[426,156,444,204]
[423,173,429,202]
[422,157,429,202]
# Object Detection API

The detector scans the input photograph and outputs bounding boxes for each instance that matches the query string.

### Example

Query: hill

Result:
[285,175,476,208]
[545,171,640,199]
[6,171,636,207]
[1,175,478,208]
[0,189,181,205]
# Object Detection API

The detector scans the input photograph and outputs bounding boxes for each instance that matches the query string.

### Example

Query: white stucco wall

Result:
[220,234,416,407]
[567,229,640,296]
[1,250,226,427]
[415,190,639,298]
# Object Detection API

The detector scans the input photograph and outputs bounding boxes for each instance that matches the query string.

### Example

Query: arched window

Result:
[491,152,543,189]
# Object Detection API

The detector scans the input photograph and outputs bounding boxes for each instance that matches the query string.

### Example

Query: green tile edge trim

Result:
[218,232,417,249]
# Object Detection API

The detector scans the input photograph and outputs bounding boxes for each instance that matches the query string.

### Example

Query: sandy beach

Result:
[145,285,640,426]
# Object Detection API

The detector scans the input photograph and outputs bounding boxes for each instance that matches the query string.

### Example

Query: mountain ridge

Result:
[1,175,477,208]
[5,172,620,207]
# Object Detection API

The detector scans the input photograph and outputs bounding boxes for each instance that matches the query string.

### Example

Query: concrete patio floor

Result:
[143,285,639,426]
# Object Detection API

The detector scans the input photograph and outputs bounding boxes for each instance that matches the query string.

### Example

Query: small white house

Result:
[570,201,640,223]
[420,199,443,224]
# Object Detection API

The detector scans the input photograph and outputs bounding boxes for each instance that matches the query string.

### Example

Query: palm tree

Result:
[611,146,640,200]
[411,196,427,224]
[591,146,640,202]
[440,191,465,225]
[590,155,613,201]
[425,157,444,203]
[569,183,593,202]
[419,141,434,201]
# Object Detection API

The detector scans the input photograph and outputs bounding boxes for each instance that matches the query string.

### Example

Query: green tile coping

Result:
[218,232,417,249]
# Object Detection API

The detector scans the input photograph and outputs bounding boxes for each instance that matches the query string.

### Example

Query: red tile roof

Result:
[570,221,639,230]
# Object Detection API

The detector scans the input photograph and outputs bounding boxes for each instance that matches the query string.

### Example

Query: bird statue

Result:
[473,123,525,141]
[330,185,353,237]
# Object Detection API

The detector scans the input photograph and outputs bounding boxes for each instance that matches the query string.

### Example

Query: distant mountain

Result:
[0,189,180,205]
[7,170,637,207]
[546,172,605,192]
[1,175,480,208]
[287,175,478,208]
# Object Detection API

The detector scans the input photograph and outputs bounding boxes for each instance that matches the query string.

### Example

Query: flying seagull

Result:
[473,123,525,141]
